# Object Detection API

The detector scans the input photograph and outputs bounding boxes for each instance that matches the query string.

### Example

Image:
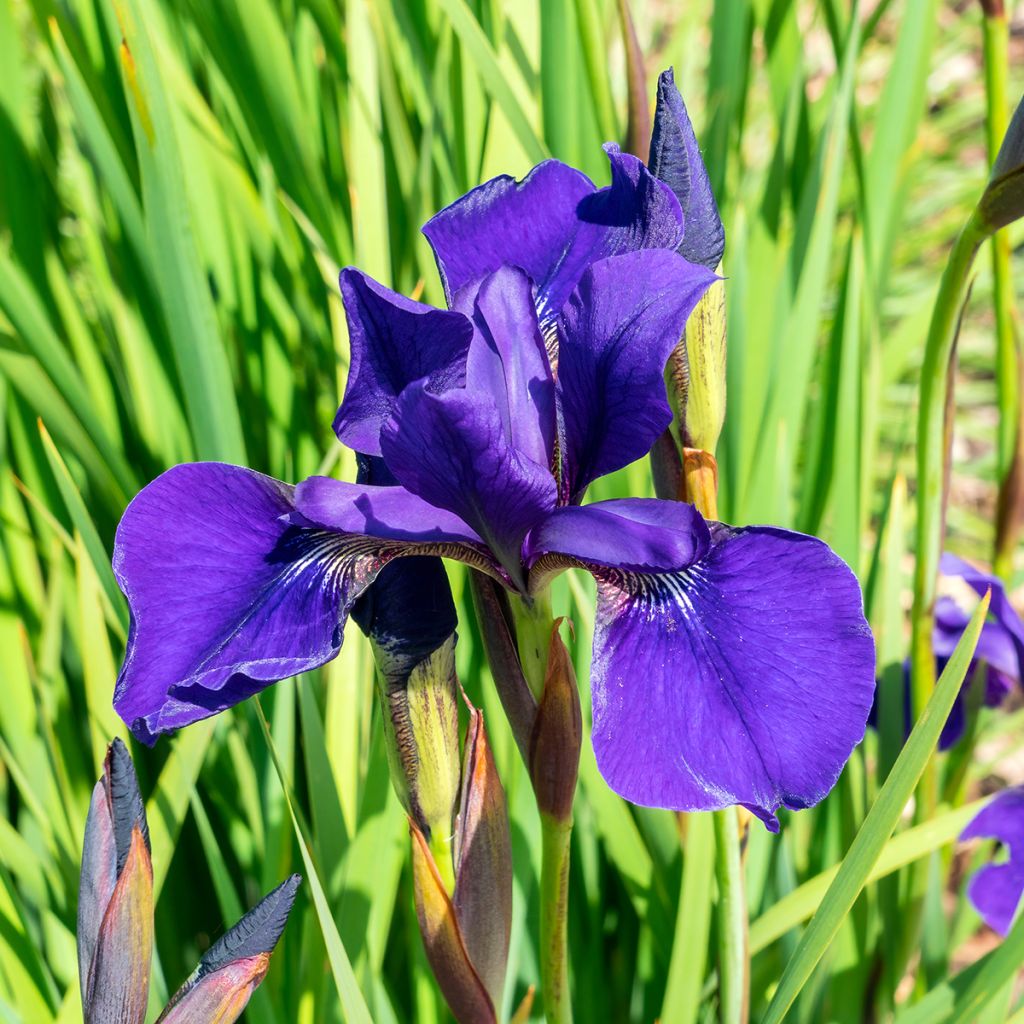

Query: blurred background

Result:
[2,0,1023,1020]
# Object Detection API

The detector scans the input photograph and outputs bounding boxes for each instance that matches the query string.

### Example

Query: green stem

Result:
[540,813,574,1024]
[511,590,574,1024]
[512,588,554,701]
[983,11,1022,581]
[910,212,986,818]
[713,808,748,1024]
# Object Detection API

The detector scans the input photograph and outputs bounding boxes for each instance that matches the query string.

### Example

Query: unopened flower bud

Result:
[78,738,153,1024]
[673,275,727,455]
[411,698,512,1024]
[528,623,582,824]
[156,875,300,1023]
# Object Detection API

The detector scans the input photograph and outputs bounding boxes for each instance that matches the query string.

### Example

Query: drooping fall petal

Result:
[525,500,875,829]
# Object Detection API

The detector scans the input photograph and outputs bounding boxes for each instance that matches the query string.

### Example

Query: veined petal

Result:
[961,788,1024,936]
[556,251,716,501]
[381,383,556,587]
[649,67,725,270]
[114,464,499,743]
[526,501,875,827]
[460,267,556,470]
[423,151,682,327]
[334,269,472,455]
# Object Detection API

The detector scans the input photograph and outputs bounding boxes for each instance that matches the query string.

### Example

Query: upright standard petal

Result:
[460,267,556,469]
[961,788,1024,936]
[381,382,556,588]
[114,464,498,743]
[334,268,472,455]
[525,500,875,828]
[649,67,725,270]
[423,151,683,326]
[556,250,716,501]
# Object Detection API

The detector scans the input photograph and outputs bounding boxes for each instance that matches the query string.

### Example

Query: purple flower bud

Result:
[156,875,301,1023]
[78,738,153,1024]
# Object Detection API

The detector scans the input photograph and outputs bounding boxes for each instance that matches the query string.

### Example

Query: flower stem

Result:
[910,212,985,819]
[510,590,575,1024]
[713,807,749,1024]
[540,813,574,1024]
[982,9,1023,581]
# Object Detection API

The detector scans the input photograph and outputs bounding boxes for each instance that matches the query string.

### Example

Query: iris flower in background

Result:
[872,554,1024,748]
[112,71,875,830]
[961,787,1024,935]
[78,739,299,1024]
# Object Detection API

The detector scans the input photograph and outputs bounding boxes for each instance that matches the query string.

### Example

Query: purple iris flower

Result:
[112,74,874,829]
[961,787,1024,935]
[871,554,1024,748]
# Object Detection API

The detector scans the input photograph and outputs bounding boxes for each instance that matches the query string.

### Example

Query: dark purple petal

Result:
[961,787,1024,935]
[556,251,716,501]
[460,267,556,470]
[113,464,495,743]
[423,152,683,326]
[380,382,556,588]
[524,498,711,585]
[649,67,725,270]
[333,268,472,455]
[349,454,458,674]
[527,501,875,827]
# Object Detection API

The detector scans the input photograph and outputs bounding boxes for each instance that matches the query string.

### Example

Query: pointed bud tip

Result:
[104,738,150,874]
[528,624,582,822]
[199,875,301,976]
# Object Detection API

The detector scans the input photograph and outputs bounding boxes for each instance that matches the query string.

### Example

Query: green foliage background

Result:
[1,0,1023,1020]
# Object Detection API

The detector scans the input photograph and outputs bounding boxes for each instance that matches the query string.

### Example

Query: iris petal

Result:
[423,151,683,328]
[556,250,715,502]
[525,500,875,828]
[334,268,472,455]
[381,382,556,588]
[961,787,1024,935]
[113,464,499,742]
[460,267,556,470]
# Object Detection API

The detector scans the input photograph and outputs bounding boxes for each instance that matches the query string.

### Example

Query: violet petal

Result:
[526,500,875,827]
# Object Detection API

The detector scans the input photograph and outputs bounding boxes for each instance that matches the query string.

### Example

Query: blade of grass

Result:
[761,590,990,1023]
[255,698,374,1024]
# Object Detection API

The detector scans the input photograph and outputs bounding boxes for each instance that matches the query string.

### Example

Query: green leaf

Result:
[761,590,990,1023]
